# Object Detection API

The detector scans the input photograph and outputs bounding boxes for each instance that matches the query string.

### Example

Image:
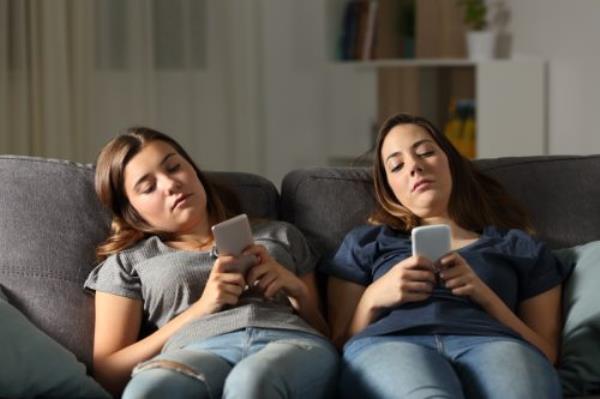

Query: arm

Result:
[244,245,329,335]
[93,255,246,395]
[439,252,562,363]
[327,277,366,348]
[327,256,436,348]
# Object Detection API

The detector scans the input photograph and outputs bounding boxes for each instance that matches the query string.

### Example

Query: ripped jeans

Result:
[122,328,339,399]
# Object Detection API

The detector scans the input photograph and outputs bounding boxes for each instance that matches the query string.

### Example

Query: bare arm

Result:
[327,277,367,348]
[293,272,330,336]
[92,255,246,395]
[327,256,435,348]
[245,245,329,335]
[494,286,562,364]
[439,252,562,363]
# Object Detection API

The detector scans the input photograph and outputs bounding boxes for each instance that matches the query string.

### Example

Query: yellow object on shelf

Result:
[444,98,464,154]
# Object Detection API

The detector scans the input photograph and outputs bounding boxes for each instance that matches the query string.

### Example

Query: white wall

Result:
[507,0,600,155]
[259,0,376,185]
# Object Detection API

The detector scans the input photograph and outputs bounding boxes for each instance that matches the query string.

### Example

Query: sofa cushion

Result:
[0,155,280,370]
[0,157,110,368]
[554,242,600,396]
[0,286,110,398]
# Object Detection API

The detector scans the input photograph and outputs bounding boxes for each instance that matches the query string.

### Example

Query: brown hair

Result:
[369,113,533,234]
[95,127,237,260]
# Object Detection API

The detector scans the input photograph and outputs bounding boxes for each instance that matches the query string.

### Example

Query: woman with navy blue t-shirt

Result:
[322,113,571,399]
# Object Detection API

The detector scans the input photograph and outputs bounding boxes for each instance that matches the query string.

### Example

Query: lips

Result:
[171,193,192,211]
[412,179,433,193]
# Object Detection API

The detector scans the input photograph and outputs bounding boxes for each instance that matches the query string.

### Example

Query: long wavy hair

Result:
[95,127,237,261]
[369,113,533,234]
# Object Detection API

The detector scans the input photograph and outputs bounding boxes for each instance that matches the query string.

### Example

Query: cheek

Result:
[388,173,410,204]
[130,195,164,219]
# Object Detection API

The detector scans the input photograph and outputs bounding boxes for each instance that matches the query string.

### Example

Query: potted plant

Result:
[458,0,496,60]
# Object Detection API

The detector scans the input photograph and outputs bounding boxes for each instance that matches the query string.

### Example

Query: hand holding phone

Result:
[411,224,451,267]
[211,214,258,275]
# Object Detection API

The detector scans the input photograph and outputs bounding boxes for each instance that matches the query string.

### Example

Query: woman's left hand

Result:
[243,244,307,302]
[438,252,494,306]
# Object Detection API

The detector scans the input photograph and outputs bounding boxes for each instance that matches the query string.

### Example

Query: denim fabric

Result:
[340,334,562,399]
[122,328,338,399]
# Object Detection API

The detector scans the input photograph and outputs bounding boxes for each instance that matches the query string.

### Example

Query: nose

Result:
[408,156,424,177]
[159,174,181,194]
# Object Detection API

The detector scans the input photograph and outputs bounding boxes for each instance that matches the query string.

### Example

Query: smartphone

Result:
[411,224,451,264]
[211,214,257,274]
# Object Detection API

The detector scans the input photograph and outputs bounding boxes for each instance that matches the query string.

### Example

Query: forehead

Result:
[381,124,433,157]
[124,141,177,178]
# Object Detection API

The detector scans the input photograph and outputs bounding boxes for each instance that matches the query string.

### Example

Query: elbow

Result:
[546,346,559,366]
[92,356,127,397]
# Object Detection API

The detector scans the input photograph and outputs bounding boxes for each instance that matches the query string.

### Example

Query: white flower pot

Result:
[466,30,496,60]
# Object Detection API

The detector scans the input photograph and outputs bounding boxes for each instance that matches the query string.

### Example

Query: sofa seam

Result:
[0,270,83,283]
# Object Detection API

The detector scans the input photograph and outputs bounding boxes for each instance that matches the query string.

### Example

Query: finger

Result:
[246,263,271,284]
[219,293,241,306]
[257,271,278,291]
[404,291,431,302]
[213,255,238,272]
[438,253,459,269]
[408,255,435,270]
[243,244,269,260]
[264,280,283,299]
[403,269,436,284]
[443,276,468,290]
[402,281,434,293]
[438,266,464,280]
[450,285,471,296]
[219,282,245,297]
[217,273,246,287]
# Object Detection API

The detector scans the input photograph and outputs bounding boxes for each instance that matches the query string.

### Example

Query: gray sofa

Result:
[1,154,599,398]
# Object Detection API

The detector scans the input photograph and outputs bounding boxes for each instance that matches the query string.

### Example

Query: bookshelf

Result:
[325,0,546,162]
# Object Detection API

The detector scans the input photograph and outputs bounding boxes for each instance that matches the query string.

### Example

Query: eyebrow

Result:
[384,139,433,162]
[133,152,177,191]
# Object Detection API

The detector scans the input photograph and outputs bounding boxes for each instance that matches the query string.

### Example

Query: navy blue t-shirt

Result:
[321,225,572,345]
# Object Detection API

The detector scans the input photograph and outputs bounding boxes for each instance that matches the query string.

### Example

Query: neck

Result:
[420,217,478,241]
[168,217,214,251]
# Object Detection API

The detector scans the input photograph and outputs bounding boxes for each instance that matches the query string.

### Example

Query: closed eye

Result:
[390,163,404,173]
[166,164,181,173]
[417,151,434,158]
[141,184,155,194]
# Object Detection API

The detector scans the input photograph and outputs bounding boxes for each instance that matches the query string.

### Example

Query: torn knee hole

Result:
[133,359,206,381]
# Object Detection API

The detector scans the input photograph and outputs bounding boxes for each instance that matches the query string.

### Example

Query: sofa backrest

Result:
[280,155,600,262]
[0,155,279,369]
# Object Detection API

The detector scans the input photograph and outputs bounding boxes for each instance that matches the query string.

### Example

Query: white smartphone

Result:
[211,214,257,274]
[411,224,451,264]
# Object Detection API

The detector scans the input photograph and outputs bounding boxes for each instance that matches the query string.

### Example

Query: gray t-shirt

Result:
[84,221,321,353]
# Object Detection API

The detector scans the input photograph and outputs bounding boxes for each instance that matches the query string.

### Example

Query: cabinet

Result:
[325,0,546,163]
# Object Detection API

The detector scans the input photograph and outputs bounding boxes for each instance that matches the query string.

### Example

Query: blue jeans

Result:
[122,328,338,399]
[340,334,562,399]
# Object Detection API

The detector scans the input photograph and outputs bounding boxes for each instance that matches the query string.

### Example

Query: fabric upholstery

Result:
[281,155,600,260]
[554,242,600,396]
[0,286,110,398]
[0,155,280,371]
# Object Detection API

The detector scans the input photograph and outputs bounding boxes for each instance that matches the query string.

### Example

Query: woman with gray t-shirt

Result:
[84,127,337,399]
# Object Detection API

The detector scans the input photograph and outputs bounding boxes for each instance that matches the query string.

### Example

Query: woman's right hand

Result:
[363,255,436,311]
[192,255,247,315]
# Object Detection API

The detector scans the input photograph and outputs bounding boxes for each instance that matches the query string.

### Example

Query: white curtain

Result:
[0,0,94,160]
[0,0,261,172]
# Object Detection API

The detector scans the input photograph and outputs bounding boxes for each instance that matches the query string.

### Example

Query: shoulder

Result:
[252,220,307,247]
[483,226,543,257]
[343,224,405,248]
[252,220,316,272]
[101,235,170,271]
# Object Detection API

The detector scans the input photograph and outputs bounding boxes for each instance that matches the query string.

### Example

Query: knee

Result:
[224,362,285,398]
[459,340,562,399]
[122,362,212,399]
